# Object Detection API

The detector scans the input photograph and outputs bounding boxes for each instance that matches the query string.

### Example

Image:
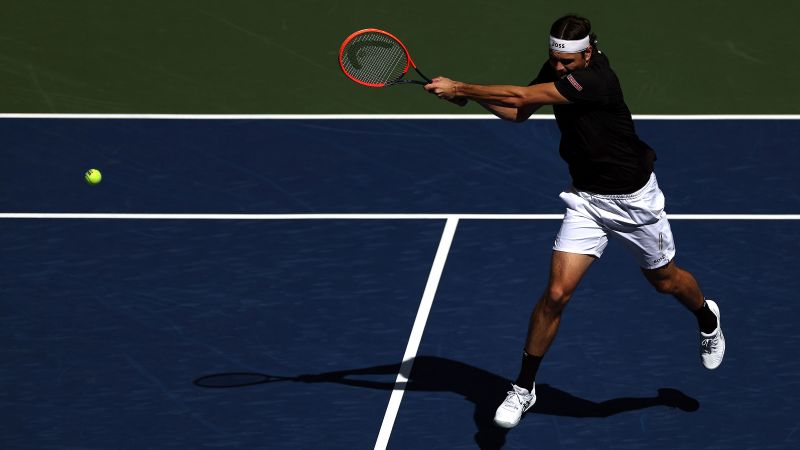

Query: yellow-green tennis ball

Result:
[85,169,102,185]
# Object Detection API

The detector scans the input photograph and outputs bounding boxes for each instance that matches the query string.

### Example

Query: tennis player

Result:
[424,14,725,429]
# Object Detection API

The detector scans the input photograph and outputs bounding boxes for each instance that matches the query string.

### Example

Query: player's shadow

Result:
[194,355,699,450]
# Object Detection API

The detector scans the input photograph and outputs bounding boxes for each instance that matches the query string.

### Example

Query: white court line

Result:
[374,217,458,450]
[0,213,799,220]
[0,113,799,120]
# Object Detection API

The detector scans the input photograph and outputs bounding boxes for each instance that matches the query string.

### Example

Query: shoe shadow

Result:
[194,355,699,450]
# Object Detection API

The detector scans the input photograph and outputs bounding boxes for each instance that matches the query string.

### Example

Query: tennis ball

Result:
[85,169,102,185]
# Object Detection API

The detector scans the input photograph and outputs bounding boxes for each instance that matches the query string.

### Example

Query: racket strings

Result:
[341,32,408,85]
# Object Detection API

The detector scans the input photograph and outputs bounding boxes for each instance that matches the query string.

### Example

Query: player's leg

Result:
[523,188,608,366]
[494,250,596,429]
[525,250,597,358]
[641,260,705,313]
[608,174,725,369]
[641,260,725,369]
[494,188,606,429]
[641,260,704,311]
[515,249,596,388]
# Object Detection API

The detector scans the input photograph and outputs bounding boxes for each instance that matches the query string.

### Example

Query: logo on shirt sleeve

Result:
[566,74,583,91]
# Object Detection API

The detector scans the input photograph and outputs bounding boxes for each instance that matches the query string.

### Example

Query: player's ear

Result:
[584,46,593,64]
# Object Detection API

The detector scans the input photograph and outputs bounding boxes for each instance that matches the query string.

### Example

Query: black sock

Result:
[514,352,542,391]
[693,301,718,334]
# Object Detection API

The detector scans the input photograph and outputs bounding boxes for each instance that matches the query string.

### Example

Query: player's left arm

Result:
[424,77,569,108]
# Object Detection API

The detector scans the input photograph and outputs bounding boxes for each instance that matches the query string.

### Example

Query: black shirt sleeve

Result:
[553,69,607,104]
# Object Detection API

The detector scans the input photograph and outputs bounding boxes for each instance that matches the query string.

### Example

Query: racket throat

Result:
[413,67,432,84]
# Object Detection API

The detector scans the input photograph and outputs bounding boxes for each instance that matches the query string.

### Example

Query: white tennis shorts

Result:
[553,173,676,269]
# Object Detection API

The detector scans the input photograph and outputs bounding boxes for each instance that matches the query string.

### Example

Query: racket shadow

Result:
[193,356,699,450]
[193,372,290,388]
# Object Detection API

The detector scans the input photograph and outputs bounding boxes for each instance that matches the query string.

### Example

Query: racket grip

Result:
[450,97,468,107]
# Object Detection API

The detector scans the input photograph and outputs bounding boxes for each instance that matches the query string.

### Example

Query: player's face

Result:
[549,50,590,78]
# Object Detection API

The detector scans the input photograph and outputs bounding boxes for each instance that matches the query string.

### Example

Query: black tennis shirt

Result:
[531,52,656,194]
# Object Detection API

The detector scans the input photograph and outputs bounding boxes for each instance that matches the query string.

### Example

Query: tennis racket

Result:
[338,28,467,106]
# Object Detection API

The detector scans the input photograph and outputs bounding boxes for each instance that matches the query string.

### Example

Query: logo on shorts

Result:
[652,255,668,265]
[567,74,583,91]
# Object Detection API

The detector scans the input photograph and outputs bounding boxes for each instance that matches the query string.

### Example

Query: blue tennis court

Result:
[1,117,798,449]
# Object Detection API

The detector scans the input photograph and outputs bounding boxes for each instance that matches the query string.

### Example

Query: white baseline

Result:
[0,213,798,220]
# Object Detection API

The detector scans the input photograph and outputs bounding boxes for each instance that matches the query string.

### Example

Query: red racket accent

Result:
[339,28,419,87]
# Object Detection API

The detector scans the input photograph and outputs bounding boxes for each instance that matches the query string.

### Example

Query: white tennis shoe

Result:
[700,299,725,369]
[494,383,536,428]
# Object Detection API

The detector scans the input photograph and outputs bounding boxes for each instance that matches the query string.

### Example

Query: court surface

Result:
[2,116,798,449]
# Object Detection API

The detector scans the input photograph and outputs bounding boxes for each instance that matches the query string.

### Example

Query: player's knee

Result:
[650,277,675,294]
[643,262,683,295]
[543,285,572,312]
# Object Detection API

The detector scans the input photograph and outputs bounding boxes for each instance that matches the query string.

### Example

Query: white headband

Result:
[549,35,591,53]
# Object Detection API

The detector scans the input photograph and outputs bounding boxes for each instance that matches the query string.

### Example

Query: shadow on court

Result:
[194,356,699,449]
